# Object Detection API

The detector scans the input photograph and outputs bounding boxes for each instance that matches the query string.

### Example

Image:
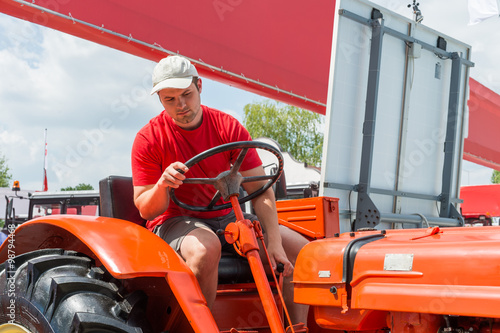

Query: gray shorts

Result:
[155,211,259,252]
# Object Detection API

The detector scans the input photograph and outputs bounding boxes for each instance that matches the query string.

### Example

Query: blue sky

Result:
[0,0,499,191]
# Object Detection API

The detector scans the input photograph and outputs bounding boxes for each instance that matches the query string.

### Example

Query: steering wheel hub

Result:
[213,170,244,201]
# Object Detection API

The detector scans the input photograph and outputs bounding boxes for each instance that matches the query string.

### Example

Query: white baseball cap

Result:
[151,55,199,95]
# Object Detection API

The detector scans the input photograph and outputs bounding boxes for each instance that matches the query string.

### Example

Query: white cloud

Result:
[0,130,28,146]
[0,15,161,190]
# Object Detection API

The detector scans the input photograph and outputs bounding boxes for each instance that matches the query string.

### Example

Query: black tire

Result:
[0,249,150,333]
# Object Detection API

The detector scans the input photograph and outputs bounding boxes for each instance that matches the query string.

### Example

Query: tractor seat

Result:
[99,175,147,226]
[98,175,256,284]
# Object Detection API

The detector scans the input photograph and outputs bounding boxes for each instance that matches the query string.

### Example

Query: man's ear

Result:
[197,78,203,93]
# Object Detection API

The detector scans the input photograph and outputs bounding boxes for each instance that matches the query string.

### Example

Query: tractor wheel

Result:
[0,249,150,333]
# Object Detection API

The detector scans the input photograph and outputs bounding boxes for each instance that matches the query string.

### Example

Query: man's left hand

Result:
[266,242,293,277]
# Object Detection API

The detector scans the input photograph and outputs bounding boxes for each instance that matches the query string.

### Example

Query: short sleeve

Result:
[131,131,163,186]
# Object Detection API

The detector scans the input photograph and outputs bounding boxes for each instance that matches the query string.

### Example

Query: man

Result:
[132,55,308,325]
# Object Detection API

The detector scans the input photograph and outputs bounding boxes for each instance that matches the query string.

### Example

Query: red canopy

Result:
[1,0,500,170]
[464,79,500,170]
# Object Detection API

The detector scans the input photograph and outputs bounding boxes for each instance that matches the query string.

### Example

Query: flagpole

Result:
[43,128,48,191]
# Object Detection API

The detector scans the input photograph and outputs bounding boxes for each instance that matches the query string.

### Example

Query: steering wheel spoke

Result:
[183,178,218,185]
[207,191,222,209]
[231,147,249,172]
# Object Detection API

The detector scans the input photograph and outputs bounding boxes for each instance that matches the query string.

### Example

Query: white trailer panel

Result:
[320,0,472,233]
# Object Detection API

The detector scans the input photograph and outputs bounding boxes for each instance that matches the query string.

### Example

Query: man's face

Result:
[158,79,203,130]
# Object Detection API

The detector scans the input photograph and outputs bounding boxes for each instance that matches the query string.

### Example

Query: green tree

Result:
[492,170,500,184]
[61,183,94,191]
[0,152,12,188]
[243,100,324,167]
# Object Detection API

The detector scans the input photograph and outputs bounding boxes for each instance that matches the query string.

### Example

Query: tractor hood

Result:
[294,227,500,322]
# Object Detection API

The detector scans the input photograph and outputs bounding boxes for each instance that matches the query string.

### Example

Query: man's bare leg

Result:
[279,225,309,326]
[179,228,221,308]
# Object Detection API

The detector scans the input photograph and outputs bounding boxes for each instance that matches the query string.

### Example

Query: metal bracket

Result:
[445,202,464,226]
[355,192,381,230]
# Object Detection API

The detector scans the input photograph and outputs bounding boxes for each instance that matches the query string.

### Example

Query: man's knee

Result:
[182,228,222,263]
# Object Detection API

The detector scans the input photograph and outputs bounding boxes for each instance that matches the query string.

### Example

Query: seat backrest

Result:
[274,172,287,200]
[99,175,146,226]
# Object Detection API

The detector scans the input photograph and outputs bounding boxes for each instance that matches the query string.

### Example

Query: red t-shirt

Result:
[132,105,262,230]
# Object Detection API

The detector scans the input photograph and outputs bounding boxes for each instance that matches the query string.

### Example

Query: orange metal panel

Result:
[293,234,347,307]
[213,288,280,331]
[388,312,444,333]
[277,197,340,239]
[350,227,500,318]
[294,227,500,321]
[313,306,387,331]
[354,283,500,318]
[167,271,221,333]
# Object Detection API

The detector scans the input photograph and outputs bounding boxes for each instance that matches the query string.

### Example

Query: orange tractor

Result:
[2,0,500,332]
[0,141,306,333]
[2,91,500,329]
[2,144,500,332]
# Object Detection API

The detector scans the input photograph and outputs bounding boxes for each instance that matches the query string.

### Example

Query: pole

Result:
[43,128,48,191]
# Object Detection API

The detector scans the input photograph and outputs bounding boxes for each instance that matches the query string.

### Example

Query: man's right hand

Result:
[157,162,189,189]
[134,161,189,221]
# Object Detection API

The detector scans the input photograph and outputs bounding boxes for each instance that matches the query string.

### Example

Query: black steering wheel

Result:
[169,141,284,212]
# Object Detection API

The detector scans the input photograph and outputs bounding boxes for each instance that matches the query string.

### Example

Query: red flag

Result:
[43,170,48,192]
[43,129,48,192]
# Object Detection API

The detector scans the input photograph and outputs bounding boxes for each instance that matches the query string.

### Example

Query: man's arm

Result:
[240,166,293,277]
[134,162,189,221]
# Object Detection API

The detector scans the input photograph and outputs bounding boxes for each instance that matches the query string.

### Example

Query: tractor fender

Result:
[0,215,221,333]
[0,215,187,279]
